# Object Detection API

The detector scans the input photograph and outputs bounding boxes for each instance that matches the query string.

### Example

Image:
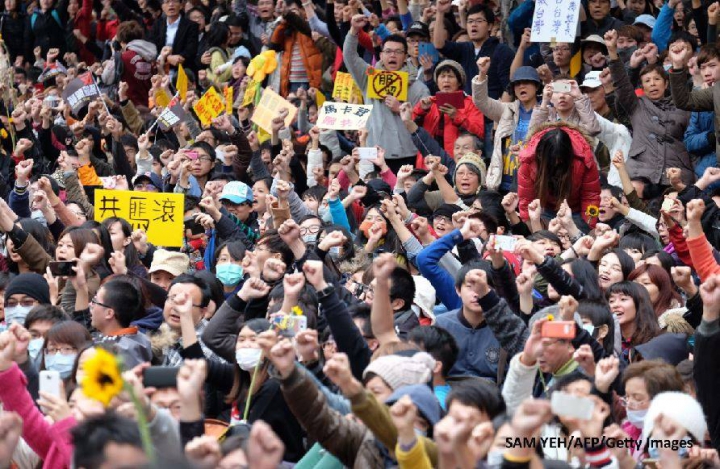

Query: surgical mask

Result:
[302,234,317,245]
[664,63,673,72]
[4,305,33,325]
[236,347,262,371]
[28,338,44,361]
[486,450,505,466]
[31,210,47,227]
[617,45,637,63]
[318,204,333,223]
[45,353,77,379]
[626,408,648,428]
[216,263,243,286]
[328,246,341,259]
[583,323,595,336]
[648,436,691,459]
[414,428,427,437]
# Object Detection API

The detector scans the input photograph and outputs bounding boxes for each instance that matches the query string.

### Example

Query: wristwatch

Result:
[316,284,334,299]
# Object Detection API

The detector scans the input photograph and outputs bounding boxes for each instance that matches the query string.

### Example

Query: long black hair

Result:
[534,129,575,211]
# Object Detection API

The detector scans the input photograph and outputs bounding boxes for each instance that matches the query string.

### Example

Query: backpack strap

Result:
[31,10,62,30]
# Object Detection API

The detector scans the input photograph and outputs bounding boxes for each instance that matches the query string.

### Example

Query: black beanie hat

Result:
[5,273,51,305]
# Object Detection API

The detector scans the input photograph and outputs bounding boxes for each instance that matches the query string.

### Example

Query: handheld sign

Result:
[530,0,580,44]
[333,72,363,103]
[94,190,185,247]
[251,87,298,132]
[193,87,225,126]
[367,70,408,101]
[317,102,373,130]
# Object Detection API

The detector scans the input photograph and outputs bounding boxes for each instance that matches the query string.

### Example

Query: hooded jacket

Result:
[517,122,601,227]
[343,33,430,160]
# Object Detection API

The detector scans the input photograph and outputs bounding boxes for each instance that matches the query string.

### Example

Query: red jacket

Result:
[518,123,600,227]
[412,95,485,158]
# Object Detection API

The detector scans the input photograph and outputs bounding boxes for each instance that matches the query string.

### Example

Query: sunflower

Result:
[585,205,599,218]
[291,305,303,316]
[81,348,124,407]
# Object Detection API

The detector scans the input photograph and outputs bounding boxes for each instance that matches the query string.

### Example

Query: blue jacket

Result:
[684,110,716,158]
[652,3,675,52]
[416,229,464,310]
[439,37,514,98]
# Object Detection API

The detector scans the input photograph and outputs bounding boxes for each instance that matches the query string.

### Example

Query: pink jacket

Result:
[0,364,75,468]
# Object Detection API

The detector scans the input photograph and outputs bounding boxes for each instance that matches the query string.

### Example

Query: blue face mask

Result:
[216,263,244,287]
[28,338,44,362]
[648,436,692,459]
[626,408,648,428]
[318,204,333,223]
[44,353,77,379]
[5,305,33,325]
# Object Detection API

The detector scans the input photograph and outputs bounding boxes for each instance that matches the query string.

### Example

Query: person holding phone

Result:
[412,60,485,159]
[528,77,601,137]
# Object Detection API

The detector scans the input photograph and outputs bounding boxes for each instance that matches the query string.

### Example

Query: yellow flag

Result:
[225,86,234,114]
[177,64,188,102]
[315,90,326,108]
[154,89,171,108]
[570,50,583,79]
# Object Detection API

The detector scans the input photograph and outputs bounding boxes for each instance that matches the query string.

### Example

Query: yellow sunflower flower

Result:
[0,129,7,139]
[81,348,124,407]
[585,205,600,218]
[291,305,303,316]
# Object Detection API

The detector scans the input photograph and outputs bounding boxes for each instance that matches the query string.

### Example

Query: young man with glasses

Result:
[344,14,430,172]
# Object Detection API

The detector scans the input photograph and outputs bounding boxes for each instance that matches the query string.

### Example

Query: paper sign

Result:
[193,87,225,126]
[317,102,373,130]
[243,80,260,107]
[225,86,234,114]
[367,70,408,101]
[154,89,171,108]
[530,0,580,43]
[62,72,99,113]
[332,72,363,103]
[158,96,190,131]
[94,190,185,247]
[251,87,298,132]
[177,64,188,102]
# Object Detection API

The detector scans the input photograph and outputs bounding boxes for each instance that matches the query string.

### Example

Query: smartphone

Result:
[551,391,594,420]
[39,370,62,399]
[49,260,77,277]
[661,198,675,212]
[493,235,517,252]
[143,366,179,389]
[186,151,199,160]
[357,147,378,160]
[552,82,571,93]
[541,320,576,339]
[184,215,205,235]
[269,313,307,337]
[418,42,440,65]
[435,91,465,109]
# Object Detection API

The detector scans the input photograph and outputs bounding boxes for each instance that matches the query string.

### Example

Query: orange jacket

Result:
[271,19,323,96]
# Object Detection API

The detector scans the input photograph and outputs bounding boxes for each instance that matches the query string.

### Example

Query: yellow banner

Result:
[332,72,363,103]
[154,89,171,108]
[94,190,185,247]
[177,64,188,102]
[250,87,298,133]
[367,70,408,101]
[243,80,259,107]
[193,87,225,126]
[225,86,234,114]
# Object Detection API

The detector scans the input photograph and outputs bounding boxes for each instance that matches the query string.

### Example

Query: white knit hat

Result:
[642,392,708,443]
[363,352,435,391]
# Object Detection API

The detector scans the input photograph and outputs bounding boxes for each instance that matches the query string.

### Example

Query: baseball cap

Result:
[580,71,603,89]
[132,172,163,191]
[219,181,254,205]
[634,14,656,29]
[149,249,190,277]
[407,21,430,39]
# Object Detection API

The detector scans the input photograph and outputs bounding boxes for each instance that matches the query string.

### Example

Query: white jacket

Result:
[596,114,632,188]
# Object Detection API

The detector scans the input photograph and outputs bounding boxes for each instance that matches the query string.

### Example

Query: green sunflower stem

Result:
[242,360,261,422]
[125,383,156,464]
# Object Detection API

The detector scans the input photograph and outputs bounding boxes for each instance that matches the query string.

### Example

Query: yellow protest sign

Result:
[225,86,234,114]
[177,64,188,102]
[367,70,408,101]
[94,190,185,247]
[154,89,171,108]
[251,87,298,133]
[193,87,225,126]
[243,80,260,107]
[257,126,271,144]
[332,72,364,103]
[315,90,326,108]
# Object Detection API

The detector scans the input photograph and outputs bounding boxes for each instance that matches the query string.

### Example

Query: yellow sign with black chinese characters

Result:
[366,70,408,101]
[93,190,185,247]
[332,72,363,103]
[193,87,225,126]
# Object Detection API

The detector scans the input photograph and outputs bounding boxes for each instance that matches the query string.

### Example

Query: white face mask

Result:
[626,408,648,428]
[28,338,44,361]
[5,305,33,325]
[583,323,595,336]
[486,449,505,466]
[235,347,262,371]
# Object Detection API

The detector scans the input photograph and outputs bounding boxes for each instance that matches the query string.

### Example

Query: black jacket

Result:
[1,12,25,62]
[148,15,199,72]
[24,7,67,61]
[695,318,720,452]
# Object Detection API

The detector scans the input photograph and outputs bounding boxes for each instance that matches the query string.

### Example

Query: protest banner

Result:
[61,72,100,113]
[530,0,580,44]
[157,96,190,131]
[317,102,373,130]
[225,86,234,114]
[251,87,297,132]
[94,190,185,247]
[38,62,68,82]
[332,72,363,103]
[177,64,188,101]
[243,79,260,107]
[366,70,408,101]
[193,86,225,126]
[154,89,171,108]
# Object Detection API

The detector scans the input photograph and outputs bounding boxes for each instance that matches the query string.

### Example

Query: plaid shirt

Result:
[162,319,227,367]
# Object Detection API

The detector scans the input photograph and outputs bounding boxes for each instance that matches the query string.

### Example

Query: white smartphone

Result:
[357,147,378,160]
[552,82,571,93]
[494,235,517,252]
[551,391,594,420]
[39,370,62,399]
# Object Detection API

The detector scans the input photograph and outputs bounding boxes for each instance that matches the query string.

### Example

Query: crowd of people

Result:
[0,0,718,467]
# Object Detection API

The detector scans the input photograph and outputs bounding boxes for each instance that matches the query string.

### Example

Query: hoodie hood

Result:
[131,305,164,333]
[127,40,158,62]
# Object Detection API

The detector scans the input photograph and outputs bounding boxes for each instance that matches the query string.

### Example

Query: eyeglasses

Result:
[167,294,203,308]
[300,225,321,236]
[221,200,251,208]
[382,49,406,56]
[134,183,159,191]
[46,345,77,355]
[90,297,111,308]
[433,215,452,224]
[322,341,337,350]
[619,396,648,410]
[197,156,213,163]
[466,18,488,25]
[6,299,37,308]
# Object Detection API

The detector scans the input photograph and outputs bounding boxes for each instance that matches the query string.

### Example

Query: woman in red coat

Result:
[412,59,485,159]
[518,122,601,230]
